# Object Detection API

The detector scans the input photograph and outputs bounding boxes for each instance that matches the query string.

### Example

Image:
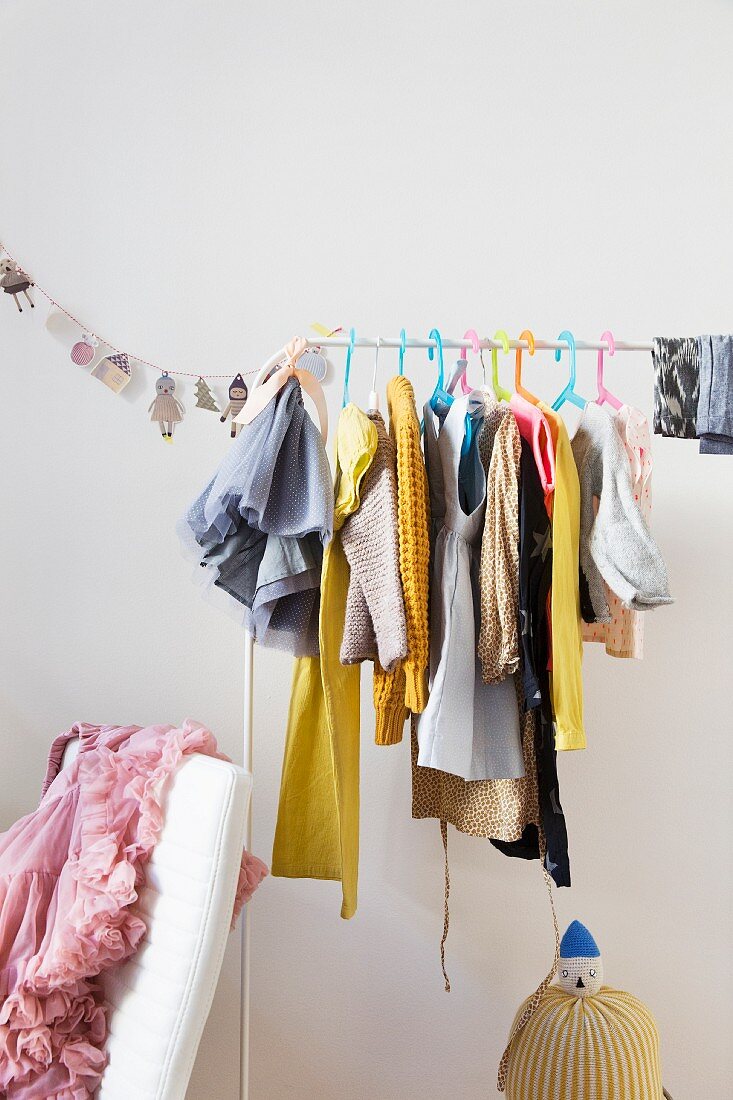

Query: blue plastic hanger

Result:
[426,328,473,455]
[398,328,407,376]
[342,327,356,407]
[552,330,588,411]
[427,328,447,409]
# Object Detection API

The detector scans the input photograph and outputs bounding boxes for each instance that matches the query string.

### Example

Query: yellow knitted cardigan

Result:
[373,375,431,744]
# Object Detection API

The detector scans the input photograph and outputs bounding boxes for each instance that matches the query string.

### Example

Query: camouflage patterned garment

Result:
[652,336,700,438]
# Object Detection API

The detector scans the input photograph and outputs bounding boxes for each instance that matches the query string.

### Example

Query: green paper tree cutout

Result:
[194,376,219,412]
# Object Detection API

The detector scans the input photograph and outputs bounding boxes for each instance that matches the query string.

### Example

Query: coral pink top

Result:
[0,720,267,1099]
[509,393,556,512]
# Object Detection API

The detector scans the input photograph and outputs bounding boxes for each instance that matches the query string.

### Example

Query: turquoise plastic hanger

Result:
[427,328,448,409]
[491,329,513,402]
[342,327,356,407]
[426,328,473,455]
[398,328,407,375]
[552,330,588,411]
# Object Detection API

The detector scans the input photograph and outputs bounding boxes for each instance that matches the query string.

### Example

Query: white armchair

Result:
[60,740,251,1100]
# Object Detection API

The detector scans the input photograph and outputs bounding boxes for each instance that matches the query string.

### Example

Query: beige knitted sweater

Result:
[340,412,408,674]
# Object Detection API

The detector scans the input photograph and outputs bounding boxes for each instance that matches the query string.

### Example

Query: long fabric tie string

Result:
[496,829,560,1091]
[439,819,451,992]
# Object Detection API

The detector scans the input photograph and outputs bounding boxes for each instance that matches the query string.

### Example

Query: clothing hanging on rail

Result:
[571,402,673,617]
[510,392,556,505]
[371,374,431,734]
[652,337,700,440]
[177,376,333,656]
[175,333,679,954]
[340,411,408,673]
[497,436,570,887]
[696,334,733,454]
[411,387,540,848]
[477,393,523,685]
[582,404,653,658]
[416,394,525,782]
[272,403,376,919]
[537,402,585,752]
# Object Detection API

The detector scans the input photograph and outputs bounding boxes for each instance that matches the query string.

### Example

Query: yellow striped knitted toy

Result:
[502,921,666,1099]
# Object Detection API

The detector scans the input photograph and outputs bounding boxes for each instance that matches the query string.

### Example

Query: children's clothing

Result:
[340,412,408,673]
[510,392,556,506]
[370,376,431,744]
[384,375,432,713]
[652,336,699,438]
[478,408,522,684]
[411,697,539,844]
[502,437,571,887]
[178,376,333,655]
[582,405,652,658]
[696,334,733,454]
[571,402,673,616]
[537,402,585,752]
[417,395,525,782]
[271,404,375,919]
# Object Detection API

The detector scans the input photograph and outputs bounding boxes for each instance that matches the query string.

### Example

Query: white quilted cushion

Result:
[86,751,252,1100]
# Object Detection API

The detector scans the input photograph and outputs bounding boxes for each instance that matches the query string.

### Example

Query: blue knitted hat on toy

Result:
[559,920,600,959]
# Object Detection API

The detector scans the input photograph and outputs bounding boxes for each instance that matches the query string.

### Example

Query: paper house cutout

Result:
[92,353,132,394]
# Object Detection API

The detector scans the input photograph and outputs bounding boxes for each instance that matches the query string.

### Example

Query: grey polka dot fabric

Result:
[177,377,333,655]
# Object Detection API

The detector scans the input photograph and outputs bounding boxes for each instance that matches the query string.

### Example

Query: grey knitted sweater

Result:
[571,403,673,616]
[340,411,408,672]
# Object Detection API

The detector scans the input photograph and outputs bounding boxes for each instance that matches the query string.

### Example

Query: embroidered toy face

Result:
[230,384,247,401]
[557,920,603,998]
[558,955,603,998]
[0,259,16,276]
[156,374,175,396]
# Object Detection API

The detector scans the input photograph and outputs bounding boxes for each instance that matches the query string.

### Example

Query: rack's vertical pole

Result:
[240,631,254,1100]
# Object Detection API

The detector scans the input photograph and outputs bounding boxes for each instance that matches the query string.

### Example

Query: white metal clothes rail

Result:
[238,330,654,1099]
[290,334,654,352]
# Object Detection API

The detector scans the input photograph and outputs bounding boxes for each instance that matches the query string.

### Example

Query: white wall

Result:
[2,2,732,1097]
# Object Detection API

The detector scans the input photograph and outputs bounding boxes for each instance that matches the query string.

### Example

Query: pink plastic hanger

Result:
[595,330,622,410]
[448,328,480,395]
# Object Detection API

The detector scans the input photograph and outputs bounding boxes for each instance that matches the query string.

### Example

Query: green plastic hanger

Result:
[491,329,512,402]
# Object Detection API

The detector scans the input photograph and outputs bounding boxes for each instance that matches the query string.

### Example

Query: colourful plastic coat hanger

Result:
[552,330,588,412]
[425,328,472,453]
[342,327,356,407]
[448,329,479,395]
[368,336,381,412]
[514,329,540,405]
[235,335,328,440]
[427,328,449,410]
[491,329,512,402]
[398,328,407,375]
[454,328,481,453]
[595,330,622,410]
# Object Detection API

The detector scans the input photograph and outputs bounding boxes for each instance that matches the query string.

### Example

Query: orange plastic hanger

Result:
[514,329,540,405]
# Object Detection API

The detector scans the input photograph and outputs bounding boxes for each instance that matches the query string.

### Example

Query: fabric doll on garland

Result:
[220,374,248,437]
[149,372,185,442]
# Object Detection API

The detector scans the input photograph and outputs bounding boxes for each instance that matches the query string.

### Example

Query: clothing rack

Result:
[238,330,655,1100]
[295,334,654,352]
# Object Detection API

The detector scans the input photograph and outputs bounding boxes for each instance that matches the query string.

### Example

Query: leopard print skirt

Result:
[411,673,539,840]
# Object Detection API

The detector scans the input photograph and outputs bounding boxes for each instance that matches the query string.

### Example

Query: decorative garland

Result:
[0,237,339,443]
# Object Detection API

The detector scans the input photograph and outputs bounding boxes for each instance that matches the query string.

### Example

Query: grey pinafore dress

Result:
[417,393,525,781]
